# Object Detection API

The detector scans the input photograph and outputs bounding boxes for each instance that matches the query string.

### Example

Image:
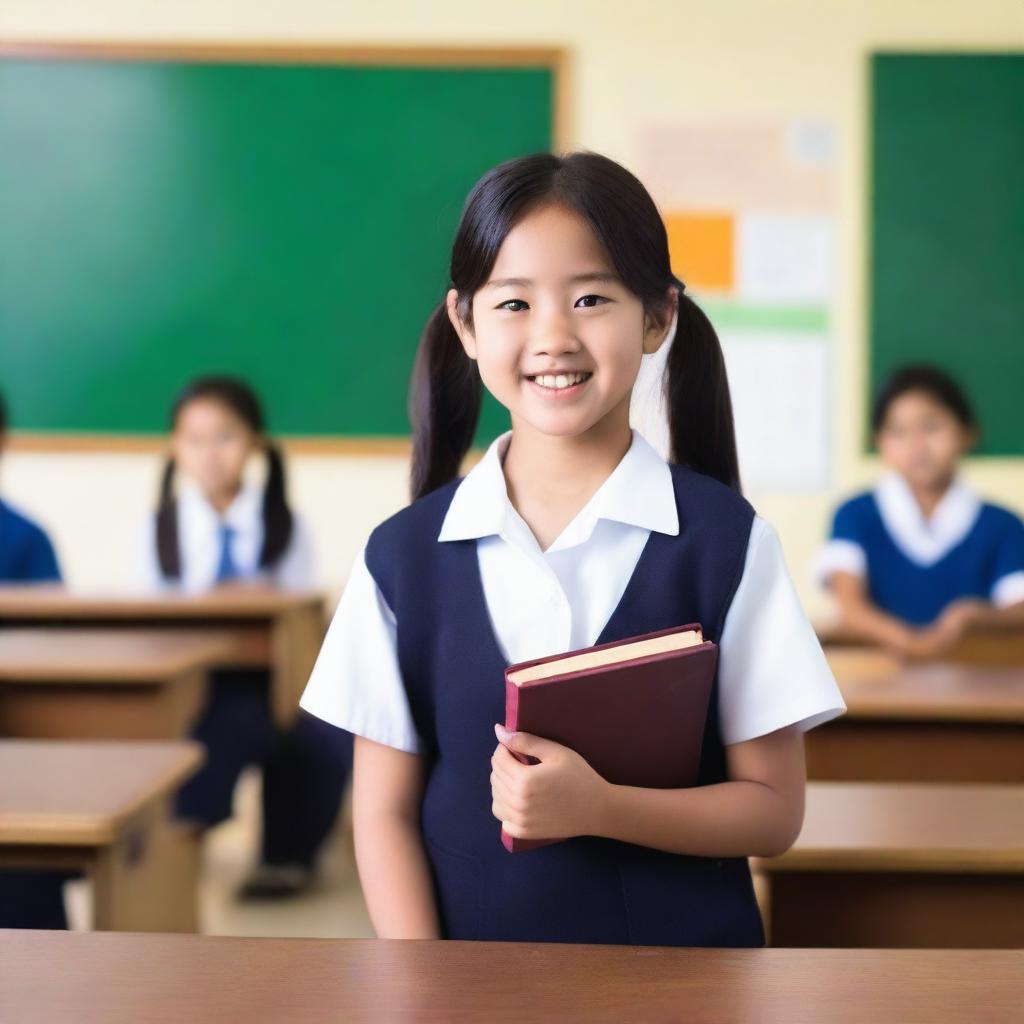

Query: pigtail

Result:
[155,457,181,580]
[408,300,482,502]
[259,441,294,568]
[665,285,742,493]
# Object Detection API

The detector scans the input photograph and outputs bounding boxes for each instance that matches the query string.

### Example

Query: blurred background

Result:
[2,0,1020,620]
[1,1,1022,943]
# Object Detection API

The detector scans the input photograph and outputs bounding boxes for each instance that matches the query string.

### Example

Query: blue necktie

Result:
[215,522,239,583]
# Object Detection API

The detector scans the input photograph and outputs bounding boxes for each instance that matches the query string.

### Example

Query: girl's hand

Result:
[895,599,990,661]
[933,598,989,641]
[490,724,610,841]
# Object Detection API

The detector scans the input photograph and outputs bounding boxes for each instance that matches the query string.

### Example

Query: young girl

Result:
[815,365,1024,659]
[133,375,352,898]
[300,152,846,946]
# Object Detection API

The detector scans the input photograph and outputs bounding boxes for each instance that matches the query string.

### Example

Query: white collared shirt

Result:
[301,429,846,754]
[813,472,1024,608]
[131,479,316,593]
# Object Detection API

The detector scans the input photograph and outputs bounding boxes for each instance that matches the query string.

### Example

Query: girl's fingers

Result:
[490,770,524,815]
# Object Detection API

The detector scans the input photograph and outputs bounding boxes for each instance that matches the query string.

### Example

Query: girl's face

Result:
[171,397,259,501]
[447,203,674,443]
[875,389,974,490]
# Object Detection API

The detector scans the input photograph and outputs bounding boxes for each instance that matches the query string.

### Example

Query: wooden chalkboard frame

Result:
[0,40,571,455]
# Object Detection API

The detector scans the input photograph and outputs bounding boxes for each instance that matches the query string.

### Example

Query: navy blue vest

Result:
[365,462,765,947]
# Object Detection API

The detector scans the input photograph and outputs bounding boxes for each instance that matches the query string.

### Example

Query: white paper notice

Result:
[736,214,834,304]
[719,330,830,490]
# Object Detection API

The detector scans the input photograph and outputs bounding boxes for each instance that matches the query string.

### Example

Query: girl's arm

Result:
[595,724,805,857]
[492,722,806,858]
[827,570,922,654]
[832,570,1024,657]
[352,735,441,939]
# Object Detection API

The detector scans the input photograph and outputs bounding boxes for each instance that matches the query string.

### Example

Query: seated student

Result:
[0,390,74,929]
[0,392,60,583]
[815,365,1024,658]
[132,375,352,898]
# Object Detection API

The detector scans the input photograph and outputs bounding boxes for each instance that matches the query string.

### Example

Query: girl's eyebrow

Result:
[484,271,620,290]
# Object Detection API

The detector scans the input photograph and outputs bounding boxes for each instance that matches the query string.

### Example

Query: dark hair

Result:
[871,364,977,434]
[408,150,741,501]
[156,375,293,580]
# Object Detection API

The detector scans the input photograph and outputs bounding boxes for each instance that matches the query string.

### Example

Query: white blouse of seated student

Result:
[300,426,846,756]
[132,478,317,594]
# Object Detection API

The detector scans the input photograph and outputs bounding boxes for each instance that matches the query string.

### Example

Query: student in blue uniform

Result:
[0,390,75,928]
[300,152,846,946]
[132,376,352,898]
[0,394,61,583]
[815,365,1024,659]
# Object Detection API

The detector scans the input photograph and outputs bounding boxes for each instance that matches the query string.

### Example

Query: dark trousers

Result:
[0,871,74,929]
[173,668,352,867]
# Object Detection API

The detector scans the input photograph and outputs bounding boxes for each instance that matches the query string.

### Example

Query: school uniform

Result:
[0,498,71,928]
[0,498,61,582]
[814,472,1024,625]
[133,480,351,873]
[301,428,846,946]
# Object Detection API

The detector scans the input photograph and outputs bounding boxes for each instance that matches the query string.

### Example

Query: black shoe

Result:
[236,863,314,901]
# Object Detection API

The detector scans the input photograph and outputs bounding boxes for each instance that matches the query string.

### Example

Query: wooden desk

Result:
[0,586,326,726]
[0,629,231,740]
[0,740,203,932]
[809,647,1024,782]
[753,782,1024,949]
[1,931,1021,1024]
[817,622,1024,665]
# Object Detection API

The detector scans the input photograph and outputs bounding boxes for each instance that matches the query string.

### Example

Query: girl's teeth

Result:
[535,372,587,389]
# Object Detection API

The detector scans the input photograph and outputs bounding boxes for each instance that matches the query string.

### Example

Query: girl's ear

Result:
[642,285,679,355]
[446,287,478,360]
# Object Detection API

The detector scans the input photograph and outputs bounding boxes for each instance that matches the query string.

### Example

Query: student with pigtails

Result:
[132,376,351,899]
[301,152,845,946]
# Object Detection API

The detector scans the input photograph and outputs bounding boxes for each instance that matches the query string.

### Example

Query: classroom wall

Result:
[3,0,1023,613]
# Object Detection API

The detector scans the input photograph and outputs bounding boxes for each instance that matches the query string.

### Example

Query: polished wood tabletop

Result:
[1,930,1021,1023]
[0,585,328,727]
[0,739,202,845]
[825,647,1024,722]
[0,628,232,682]
[0,583,322,618]
[756,781,1024,873]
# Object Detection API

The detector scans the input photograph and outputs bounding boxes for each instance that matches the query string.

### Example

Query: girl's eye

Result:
[497,299,528,312]
[575,294,609,308]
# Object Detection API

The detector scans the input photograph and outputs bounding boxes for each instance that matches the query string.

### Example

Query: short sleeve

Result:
[299,541,424,754]
[718,515,847,745]
[127,515,168,592]
[989,509,1024,608]
[18,521,62,583]
[811,498,867,588]
[272,513,318,592]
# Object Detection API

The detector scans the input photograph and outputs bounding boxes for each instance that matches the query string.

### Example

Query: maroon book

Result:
[500,622,717,853]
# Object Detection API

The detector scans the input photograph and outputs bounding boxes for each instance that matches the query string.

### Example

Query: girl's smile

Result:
[524,369,593,399]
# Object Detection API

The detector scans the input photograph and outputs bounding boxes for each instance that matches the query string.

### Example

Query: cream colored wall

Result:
[2,0,1023,612]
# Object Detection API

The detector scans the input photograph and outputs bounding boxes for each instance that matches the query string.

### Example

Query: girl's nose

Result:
[529,311,582,357]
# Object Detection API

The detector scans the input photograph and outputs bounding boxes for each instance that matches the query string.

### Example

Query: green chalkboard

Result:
[869,53,1024,455]
[0,52,555,442]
